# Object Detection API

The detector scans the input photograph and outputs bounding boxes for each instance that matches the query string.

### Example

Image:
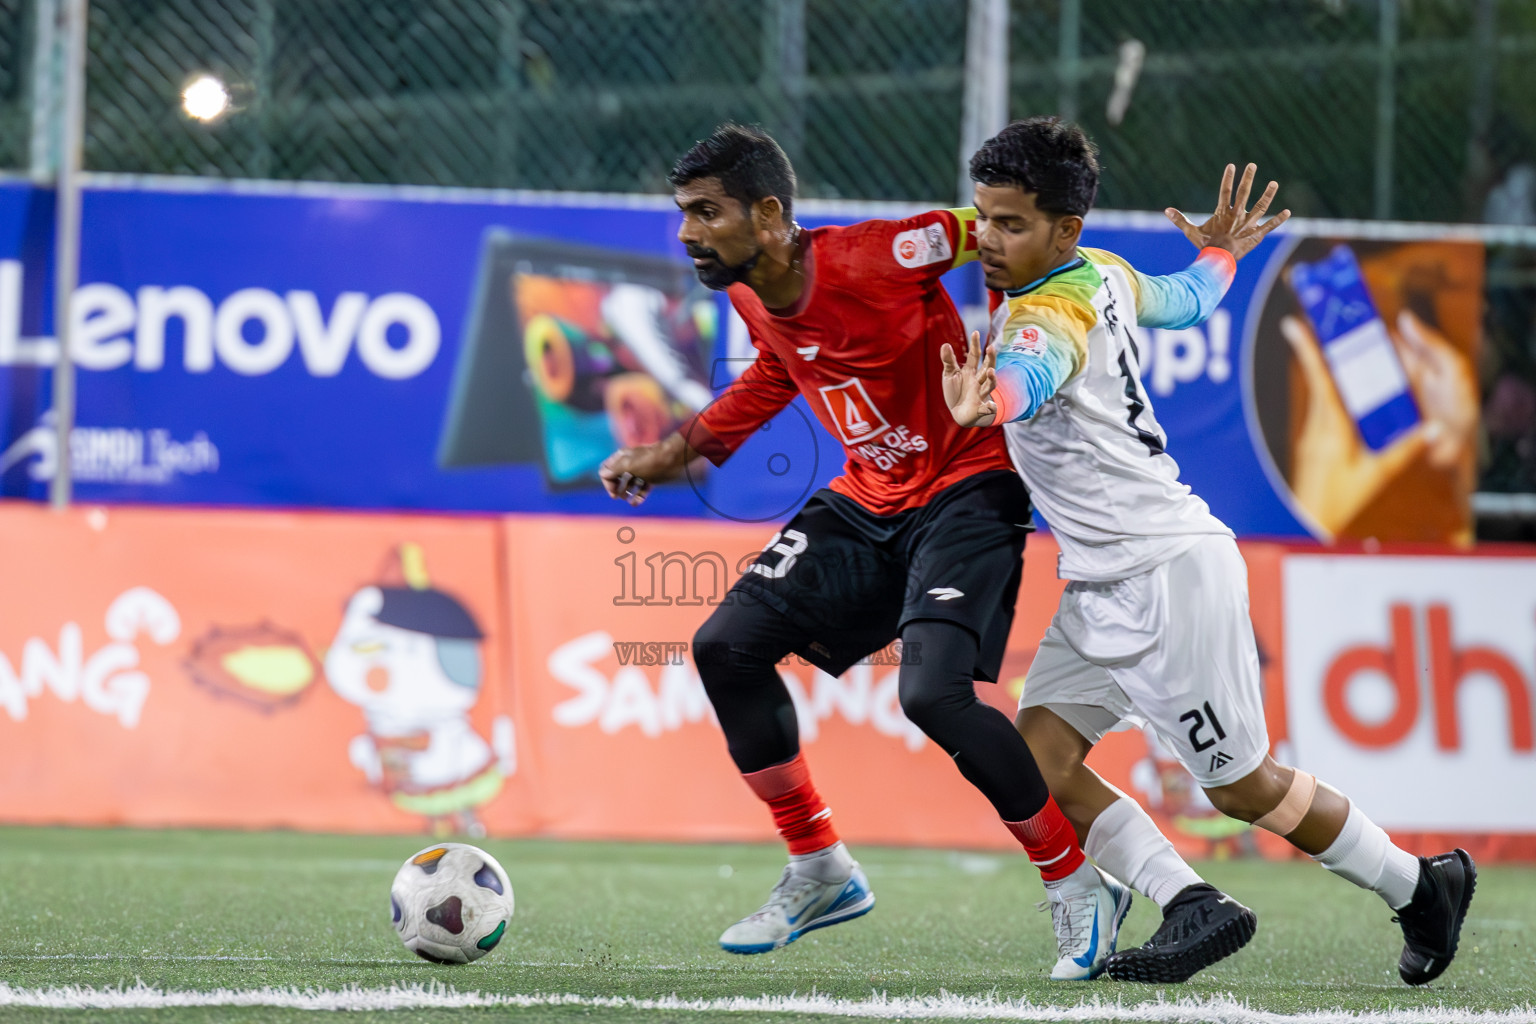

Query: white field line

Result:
[0,984,1532,1022]
[0,954,743,971]
[0,954,399,963]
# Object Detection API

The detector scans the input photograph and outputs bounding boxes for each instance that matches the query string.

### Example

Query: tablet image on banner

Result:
[437,232,717,488]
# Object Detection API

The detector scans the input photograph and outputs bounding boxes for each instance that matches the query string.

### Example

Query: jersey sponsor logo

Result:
[926,587,964,601]
[796,345,820,361]
[818,378,891,444]
[892,224,953,269]
[854,424,928,470]
[1008,325,1048,357]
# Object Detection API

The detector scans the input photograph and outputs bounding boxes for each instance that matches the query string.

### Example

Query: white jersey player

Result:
[942,118,1476,986]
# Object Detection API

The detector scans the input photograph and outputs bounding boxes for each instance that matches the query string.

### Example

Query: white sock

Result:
[1086,796,1205,908]
[1042,857,1101,898]
[1311,802,1421,910]
[790,841,853,883]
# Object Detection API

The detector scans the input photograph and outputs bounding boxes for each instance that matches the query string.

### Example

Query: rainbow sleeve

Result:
[1132,246,1236,329]
[989,303,1089,424]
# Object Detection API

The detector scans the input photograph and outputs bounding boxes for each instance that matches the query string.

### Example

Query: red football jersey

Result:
[678,208,1012,516]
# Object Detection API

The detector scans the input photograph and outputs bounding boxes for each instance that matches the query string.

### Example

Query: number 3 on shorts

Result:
[752,529,809,579]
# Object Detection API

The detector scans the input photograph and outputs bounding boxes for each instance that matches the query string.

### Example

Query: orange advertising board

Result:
[1,501,1524,860]
[0,503,516,836]
[495,514,1288,853]
[499,515,1072,850]
[0,503,1096,849]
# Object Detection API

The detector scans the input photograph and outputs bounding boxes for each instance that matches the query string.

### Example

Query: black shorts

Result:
[726,470,1031,680]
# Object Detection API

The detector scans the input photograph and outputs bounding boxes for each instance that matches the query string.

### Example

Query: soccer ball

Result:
[390,842,514,963]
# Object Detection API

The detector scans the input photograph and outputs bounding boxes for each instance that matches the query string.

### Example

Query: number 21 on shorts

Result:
[751,529,809,579]
[1180,701,1227,753]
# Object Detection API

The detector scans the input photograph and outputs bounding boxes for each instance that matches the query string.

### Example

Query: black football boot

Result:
[1395,849,1476,986]
[1104,883,1257,983]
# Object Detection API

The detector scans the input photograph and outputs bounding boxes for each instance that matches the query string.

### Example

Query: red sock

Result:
[741,753,840,855]
[1004,796,1086,881]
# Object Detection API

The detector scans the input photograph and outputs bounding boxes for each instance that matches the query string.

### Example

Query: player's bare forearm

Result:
[1165,162,1291,262]
[599,432,694,506]
[951,403,997,428]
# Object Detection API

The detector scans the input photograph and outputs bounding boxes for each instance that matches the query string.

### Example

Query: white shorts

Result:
[1018,534,1270,787]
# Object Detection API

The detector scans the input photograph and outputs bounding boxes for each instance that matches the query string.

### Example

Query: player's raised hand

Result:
[1166,162,1291,261]
[940,331,998,428]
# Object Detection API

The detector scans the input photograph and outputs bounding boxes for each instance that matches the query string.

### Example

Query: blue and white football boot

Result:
[719,856,875,954]
[1043,864,1133,980]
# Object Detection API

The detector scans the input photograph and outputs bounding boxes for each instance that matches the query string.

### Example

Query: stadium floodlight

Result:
[182,75,230,122]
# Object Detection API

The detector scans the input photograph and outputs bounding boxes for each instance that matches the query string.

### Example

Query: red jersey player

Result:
[599,124,1127,978]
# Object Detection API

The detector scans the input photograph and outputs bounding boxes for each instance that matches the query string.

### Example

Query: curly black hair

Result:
[969,117,1100,218]
[669,123,796,220]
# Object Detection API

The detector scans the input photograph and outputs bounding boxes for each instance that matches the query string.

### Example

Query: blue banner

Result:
[3,179,1478,539]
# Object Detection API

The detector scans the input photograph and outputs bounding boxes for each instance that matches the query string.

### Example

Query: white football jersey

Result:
[993,253,1232,582]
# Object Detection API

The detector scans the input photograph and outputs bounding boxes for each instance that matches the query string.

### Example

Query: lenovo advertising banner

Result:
[0,179,1485,542]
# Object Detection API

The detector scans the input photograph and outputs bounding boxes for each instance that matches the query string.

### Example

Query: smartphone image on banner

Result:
[1286,244,1420,451]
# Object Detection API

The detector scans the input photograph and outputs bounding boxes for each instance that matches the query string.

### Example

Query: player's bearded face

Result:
[684,241,761,290]
[675,180,764,290]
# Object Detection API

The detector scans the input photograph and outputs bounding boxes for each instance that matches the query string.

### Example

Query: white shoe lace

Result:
[742,867,823,924]
[1037,890,1097,959]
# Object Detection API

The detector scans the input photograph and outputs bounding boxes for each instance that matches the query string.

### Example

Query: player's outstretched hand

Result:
[1166,162,1291,261]
[940,331,998,428]
[599,433,689,506]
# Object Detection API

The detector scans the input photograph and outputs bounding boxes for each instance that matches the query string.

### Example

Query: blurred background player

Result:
[941,117,1476,986]
[599,124,1126,977]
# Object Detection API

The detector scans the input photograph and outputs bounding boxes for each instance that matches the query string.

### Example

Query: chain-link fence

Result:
[75,0,970,200]
[1013,0,1536,225]
[0,0,34,172]
[2,0,1527,223]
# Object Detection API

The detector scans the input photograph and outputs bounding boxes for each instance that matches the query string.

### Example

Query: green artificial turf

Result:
[0,826,1530,1023]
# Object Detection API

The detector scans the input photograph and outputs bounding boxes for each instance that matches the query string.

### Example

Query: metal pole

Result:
[759,0,806,168]
[1373,0,1397,221]
[49,0,86,509]
[1057,0,1081,124]
[29,0,60,178]
[958,0,1008,204]
[777,0,806,168]
[251,0,274,179]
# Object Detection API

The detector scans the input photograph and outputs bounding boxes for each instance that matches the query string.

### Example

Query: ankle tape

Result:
[1253,768,1317,836]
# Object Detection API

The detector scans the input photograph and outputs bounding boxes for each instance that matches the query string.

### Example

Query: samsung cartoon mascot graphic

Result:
[326,544,513,836]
